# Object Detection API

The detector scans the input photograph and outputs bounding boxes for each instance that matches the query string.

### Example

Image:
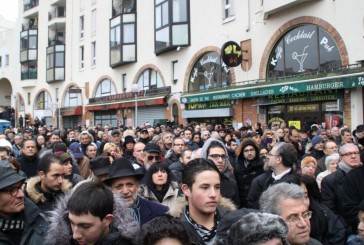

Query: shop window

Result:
[35,91,51,110]
[155,0,190,55]
[268,24,342,79]
[137,68,163,90]
[95,79,116,97]
[188,51,231,92]
[65,86,82,107]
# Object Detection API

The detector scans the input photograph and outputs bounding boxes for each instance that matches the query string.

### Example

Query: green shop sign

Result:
[180,73,364,104]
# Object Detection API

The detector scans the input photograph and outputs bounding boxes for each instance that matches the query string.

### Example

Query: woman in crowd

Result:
[301,156,318,178]
[139,162,179,208]
[316,153,339,189]
[103,142,122,159]
[35,134,46,152]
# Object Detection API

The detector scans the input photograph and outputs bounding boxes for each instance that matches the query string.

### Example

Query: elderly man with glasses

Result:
[259,183,322,245]
[0,167,48,244]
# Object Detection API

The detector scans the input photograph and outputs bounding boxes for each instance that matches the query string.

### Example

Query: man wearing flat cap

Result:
[0,167,48,244]
[103,157,168,226]
[143,142,162,170]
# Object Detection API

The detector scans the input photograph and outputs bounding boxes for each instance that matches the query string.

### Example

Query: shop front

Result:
[60,106,83,129]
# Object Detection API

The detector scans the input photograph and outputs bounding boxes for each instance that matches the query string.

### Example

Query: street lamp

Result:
[131,84,141,127]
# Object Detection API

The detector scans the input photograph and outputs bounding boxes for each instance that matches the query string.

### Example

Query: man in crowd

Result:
[11,134,23,158]
[169,149,192,184]
[162,131,173,152]
[25,153,72,212]
[315,140,339,176]
[104,157,168,226]
[307,135,325,161]
[330,126,342,145]
[110,129,122,147]
[139,128,150,145]
[164,137,185,166]
[65,129,77,147]
[69,142,91,179]
[259,183,322,245]
[321,143,362,233]
[45,181,139,244]
[131,142,146,173]
[170,158,235,245]
[226,139,238,166]
[341,128,353,145]
[143,142,162,170]
[85,144,98,160]
[0,167,48,244]
[18,140,39,178]
[79,130,95,155]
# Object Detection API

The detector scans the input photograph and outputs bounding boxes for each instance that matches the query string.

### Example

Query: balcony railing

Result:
[21,70,37,80]
[49,7,66,21]
[22,22,38,31]
[23,0,39,12]
[48,35,65,46]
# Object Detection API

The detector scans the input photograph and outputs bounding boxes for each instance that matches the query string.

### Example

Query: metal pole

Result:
[135,93,138,127]
[58,103,61,129]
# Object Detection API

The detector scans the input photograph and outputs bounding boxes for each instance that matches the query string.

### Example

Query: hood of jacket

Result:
[45,193,140,245]
[168,196,236,218]
[237,139,259,161]
[26,176,72,204]
[200,138,230,173]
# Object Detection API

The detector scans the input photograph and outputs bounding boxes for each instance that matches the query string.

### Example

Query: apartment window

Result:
[222,0,234,20]
[5,55,9,66]
[36,91,51,110]
[172,61,178,84]
[110,0,137,67]
[155,0,190,55]
[0,56,2,67]
[91,41,96,67]
[47,45,65,82]
[27,93,31,105]
[95,79,116,97]
[91,9,97,35]
[80,16,84,39]
[65,86,82,107]
[79,46,84,69]
[137,68,163,90]
[19,97,25,111]
[122,73,127,92]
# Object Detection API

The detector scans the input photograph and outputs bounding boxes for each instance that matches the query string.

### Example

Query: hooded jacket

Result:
[169,197,236,245]
[234,139,264,208]
[200,139,240,206]
[26,176,72,212]
[139,181,180,209]
[45,193,139,245]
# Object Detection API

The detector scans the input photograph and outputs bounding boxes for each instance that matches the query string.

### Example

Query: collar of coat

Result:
[26,176,72,204]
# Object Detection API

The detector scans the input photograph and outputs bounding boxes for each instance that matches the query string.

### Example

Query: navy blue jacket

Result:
[138,197,169,226]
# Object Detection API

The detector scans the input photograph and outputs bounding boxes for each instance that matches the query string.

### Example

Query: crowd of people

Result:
[0,121,363,244]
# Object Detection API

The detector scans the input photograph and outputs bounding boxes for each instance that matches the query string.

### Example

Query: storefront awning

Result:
[86,97,165,111]
[180,72,364,104]
[182,108,233,118]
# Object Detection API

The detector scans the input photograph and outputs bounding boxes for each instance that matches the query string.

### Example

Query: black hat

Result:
[90,156,111,176]
[140,128,148,133]
[356,124,364,133]
[144,142,161,154]
[111,129,121,136]
[103,158,144,185]
[0,167,25,190]
[123,136,136,147]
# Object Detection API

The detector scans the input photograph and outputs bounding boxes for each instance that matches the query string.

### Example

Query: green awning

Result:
[180,72,364,104]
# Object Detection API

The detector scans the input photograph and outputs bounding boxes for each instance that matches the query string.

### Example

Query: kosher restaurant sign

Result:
[180,73,364,104]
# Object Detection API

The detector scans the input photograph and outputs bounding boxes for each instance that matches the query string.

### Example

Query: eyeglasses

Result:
[147,155,161,161]
[286,210,313,226]
[173,144,185,147]
[208,154,226,161]
[2,183,25,197]
[244,149,256,153]
[268,152,279,157]
[341,152,360,157]
[0,155,10,161]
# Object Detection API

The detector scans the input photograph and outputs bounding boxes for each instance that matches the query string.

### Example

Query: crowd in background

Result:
[0,120,363,245]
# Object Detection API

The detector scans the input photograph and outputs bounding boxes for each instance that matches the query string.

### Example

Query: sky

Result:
[0,1,18,22]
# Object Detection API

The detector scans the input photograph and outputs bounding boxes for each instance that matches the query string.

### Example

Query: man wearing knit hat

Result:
[308,135,325,161]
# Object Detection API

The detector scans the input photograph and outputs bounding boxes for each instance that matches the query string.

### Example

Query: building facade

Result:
[8,0,364,130]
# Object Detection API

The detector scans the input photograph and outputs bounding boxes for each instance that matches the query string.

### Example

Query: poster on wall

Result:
[324,112,343,129]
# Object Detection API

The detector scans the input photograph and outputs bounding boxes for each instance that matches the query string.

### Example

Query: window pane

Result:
[29,36,37,49]
[123,44,135,61]
[156,27,170,50]
[156,5,162,28]
[162,2,169,26]
[55,52,64,66]
[172,24,188,45]
[21,36,28,50]
[318,27,341,71]
[110,47,121,64]
[123,24,135,43]
[173,0,187,22]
